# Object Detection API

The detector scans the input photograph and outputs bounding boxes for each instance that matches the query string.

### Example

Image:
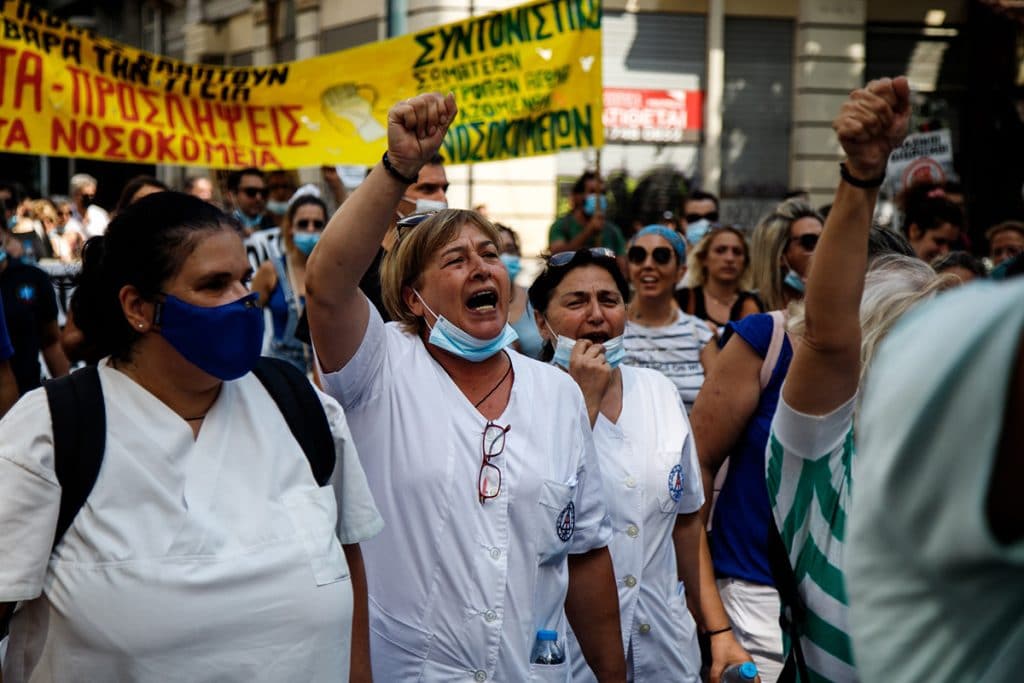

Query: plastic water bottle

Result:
[530,629,565,665]
[721,661,758,682]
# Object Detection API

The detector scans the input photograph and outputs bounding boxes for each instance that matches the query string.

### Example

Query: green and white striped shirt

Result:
[766,395,858,683]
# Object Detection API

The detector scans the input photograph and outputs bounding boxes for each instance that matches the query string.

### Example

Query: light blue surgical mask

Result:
[266,199,290,215]
[414,291,518,362]
[686,218,711,245]
[583,194,608,217]
[784,269,806,294]
[233,209,262,230]
[293,232,320,256]
[403,198,448,216]
[550,331,626,370]
[499,253,521,281]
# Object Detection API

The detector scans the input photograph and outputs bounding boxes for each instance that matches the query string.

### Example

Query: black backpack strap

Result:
[44,365,107,550]
[252,357,335,486]
[2,367,105,642]
[768,519,812,683]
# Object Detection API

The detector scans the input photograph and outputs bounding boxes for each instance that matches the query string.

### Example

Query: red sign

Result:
[602,88,704,143]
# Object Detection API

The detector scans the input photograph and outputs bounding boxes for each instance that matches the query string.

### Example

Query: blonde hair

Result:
[686,226,753,290]
[380,209,502,335]
[749,200,823,311]
[786,254,955,386]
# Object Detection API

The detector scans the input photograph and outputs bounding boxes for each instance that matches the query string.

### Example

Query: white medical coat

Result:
[0,360,383,682]
[568,366,705,682]
[320,308,613,683]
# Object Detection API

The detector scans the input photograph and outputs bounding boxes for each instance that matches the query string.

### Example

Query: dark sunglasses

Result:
[241,187,267,198]
[789,233,820,251]
[295,219,325,230]
[395,211,439,240]
[547,247,616,268]
[628,245,674,266]
[686,211,718,223]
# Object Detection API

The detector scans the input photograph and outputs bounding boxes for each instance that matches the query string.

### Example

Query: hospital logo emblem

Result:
[556,502,575,542]
[668,465,684,502]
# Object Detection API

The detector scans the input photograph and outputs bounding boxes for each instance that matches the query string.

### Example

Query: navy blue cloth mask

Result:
[155,292,265,380]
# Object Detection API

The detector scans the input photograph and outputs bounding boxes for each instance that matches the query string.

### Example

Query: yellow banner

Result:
[0,0,602,168]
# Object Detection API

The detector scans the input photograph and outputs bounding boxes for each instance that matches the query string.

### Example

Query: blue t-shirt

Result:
[710,312,793,586]
[0,294,13,361]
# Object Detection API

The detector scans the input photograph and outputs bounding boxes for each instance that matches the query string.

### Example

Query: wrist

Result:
[840,161,886,188]
[382,151,422,185]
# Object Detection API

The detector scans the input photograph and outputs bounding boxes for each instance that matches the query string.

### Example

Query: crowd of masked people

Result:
[0,77,1021,683]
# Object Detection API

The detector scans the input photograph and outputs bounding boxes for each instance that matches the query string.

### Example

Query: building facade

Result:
[10,0,1016,255]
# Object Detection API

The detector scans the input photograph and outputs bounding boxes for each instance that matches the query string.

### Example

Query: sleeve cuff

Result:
[772,393,856,461]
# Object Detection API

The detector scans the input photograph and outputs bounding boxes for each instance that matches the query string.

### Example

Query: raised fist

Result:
[386,92,458,180]
[833,77,911,180]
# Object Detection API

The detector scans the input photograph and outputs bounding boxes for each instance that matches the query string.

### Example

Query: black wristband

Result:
[706,626,733,637]
[839,162,885,189]
[382,152,419,185]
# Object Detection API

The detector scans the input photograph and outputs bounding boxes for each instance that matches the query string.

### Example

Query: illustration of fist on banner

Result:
[0,0,602,168]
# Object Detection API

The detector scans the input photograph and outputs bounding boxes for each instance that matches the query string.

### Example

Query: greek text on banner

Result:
[0,0,603,168]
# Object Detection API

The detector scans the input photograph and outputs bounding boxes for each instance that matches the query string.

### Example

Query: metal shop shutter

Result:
[721,17,794,198]
[603,11,706,90]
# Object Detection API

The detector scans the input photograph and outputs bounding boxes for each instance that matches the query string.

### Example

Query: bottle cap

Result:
[739,662,758,679]
[537,629,558,641]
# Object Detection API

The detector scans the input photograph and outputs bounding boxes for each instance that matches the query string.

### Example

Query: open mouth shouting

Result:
[466,288,499,313]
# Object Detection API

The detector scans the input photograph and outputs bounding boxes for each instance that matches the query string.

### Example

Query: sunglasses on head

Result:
[547,247,617,268]
[295,219,325,230]
[790,233,820,251]
[395,211,439,240]
[627,245,674,265]
[241,187,267,198]
[686,211,718,224]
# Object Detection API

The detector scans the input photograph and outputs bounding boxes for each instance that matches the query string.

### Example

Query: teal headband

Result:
[632,225,686,261]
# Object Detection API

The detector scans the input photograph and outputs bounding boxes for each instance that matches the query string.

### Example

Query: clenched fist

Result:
[833,77,911,181]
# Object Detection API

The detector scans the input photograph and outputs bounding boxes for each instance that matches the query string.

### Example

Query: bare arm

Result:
[691,334,763,526]
[343,543,372,683]
[699,336,720,376]
[783,77,910,415]
[305,93,457,373]
[674,515,755,683]
[0,360,17,417]
[251,261,278,307]
[40,321,69,378]
[565,547,627,682]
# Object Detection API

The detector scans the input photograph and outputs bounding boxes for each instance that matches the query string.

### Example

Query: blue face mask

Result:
[293,232,320,256]
[233,209,262,230]
[266,199,290,215]
[784,269,806,294]
[414,291,518,363]
[686,219,711,245]
[583,194,608,217]
[0,247,6,264]
[499,253,521,281]
[551,332,626,370]
[155,292,265,381]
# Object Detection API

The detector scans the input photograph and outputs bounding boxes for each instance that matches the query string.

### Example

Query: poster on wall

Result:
[602,88,703,144]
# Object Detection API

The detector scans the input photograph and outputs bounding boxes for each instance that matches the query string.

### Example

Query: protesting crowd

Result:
[0,76,1021,683]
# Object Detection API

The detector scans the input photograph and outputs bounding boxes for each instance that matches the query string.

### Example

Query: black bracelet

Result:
[706,626,733,637]
[839,162,885,189]
[382,151,419,185]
